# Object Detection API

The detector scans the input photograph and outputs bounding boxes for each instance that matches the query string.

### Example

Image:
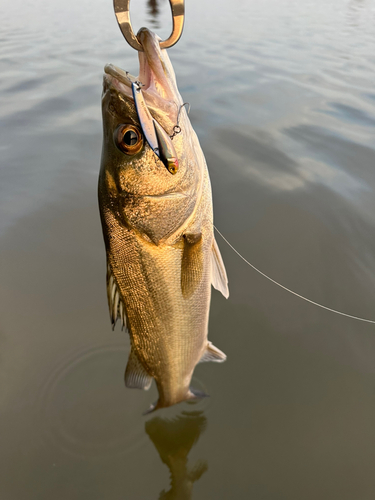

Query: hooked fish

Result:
[98,28,229,412]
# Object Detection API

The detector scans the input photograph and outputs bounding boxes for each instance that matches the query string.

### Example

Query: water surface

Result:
[1,0,375,498]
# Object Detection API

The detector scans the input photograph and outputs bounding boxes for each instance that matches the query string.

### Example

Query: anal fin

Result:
[125,350,153,390]
[199,341,227,363]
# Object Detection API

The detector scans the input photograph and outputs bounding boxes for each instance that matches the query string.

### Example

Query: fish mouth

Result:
[104,28,179,124]
[121,190,188,201]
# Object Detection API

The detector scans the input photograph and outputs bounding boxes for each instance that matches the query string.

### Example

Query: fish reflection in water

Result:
[145,411,207,499]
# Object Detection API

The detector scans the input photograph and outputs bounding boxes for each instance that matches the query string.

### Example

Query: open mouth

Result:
[103,62,177,119]
[104,28,179,120]
[103,29,184,176]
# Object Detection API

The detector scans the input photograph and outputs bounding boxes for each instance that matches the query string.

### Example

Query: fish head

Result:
[100,28,206,244]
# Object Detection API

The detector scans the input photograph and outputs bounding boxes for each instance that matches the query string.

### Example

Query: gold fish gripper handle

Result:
[114,0,185,51]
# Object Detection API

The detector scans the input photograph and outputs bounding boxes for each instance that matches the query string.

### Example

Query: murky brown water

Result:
[2,0,375,498]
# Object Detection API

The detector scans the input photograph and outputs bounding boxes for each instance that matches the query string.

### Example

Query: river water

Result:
[1,0,375,498]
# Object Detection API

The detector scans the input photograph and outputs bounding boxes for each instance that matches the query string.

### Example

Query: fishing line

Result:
[214,225,375,324]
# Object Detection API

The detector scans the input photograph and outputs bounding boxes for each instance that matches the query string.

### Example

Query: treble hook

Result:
[114,0,185,52]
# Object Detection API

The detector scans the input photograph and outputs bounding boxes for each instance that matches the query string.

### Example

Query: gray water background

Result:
[1,0,375,498]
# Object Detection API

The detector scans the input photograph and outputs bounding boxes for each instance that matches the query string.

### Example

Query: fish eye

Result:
[114,124,143,155]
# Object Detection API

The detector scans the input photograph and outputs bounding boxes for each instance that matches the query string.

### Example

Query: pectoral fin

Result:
[181,233,203,298]
[211,238,229,298]
[125,350,153,390]
[143,401,158,415]
[188,387,209,399]
[199,341,227,363]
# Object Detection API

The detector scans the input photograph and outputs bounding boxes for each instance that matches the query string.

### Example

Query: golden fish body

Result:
[98,29,228,411]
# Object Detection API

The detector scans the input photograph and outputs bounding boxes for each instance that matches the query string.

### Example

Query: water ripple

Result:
[37,343,149,460]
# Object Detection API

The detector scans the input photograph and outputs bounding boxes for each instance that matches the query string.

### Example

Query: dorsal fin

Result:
[199,341,227,363]
[211,238,229,298]
[125,350,153,390]
[106,263,127,331]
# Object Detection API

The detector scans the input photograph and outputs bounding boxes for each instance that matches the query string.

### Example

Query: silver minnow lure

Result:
[132,81,179,175]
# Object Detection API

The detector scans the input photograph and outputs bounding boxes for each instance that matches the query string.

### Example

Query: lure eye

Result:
[114,124,143,155]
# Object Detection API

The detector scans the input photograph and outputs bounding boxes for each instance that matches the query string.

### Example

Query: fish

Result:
[98,27,229,412]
